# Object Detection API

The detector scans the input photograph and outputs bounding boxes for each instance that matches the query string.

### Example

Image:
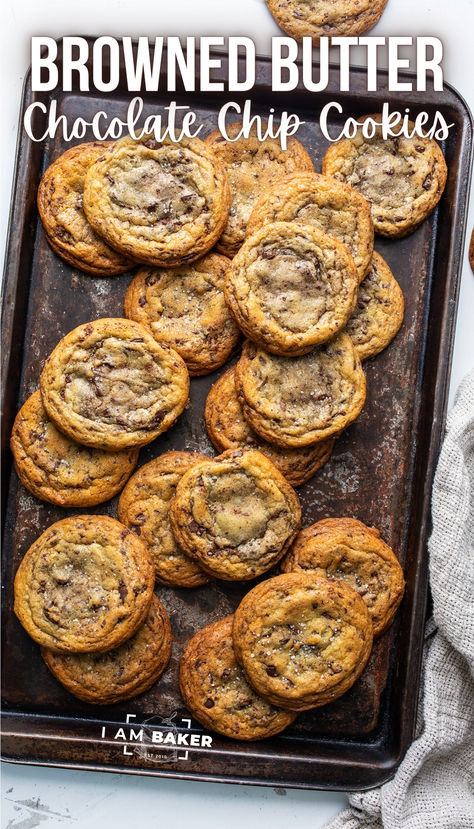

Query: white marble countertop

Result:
[1,1,473,826]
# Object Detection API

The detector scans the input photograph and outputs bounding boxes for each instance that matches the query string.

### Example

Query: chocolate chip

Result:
[422,175,432,190]
[149,410,166,428]
[118,580,127,603]
[144,138,163,150]
[266,665,278,677]
[204,698,215,708]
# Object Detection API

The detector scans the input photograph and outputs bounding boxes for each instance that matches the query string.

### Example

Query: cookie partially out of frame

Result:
[83,134,230,267]
[345,252,404,360]
[37,142,134,276]
[10,390,139,507]
[118,451,213,588]
[246,172,374,283]
[41,595,172,704]
[169,449,301,581]
[225,221,359,355]
[232,573,373,711]
[204,123,314,257]
[265,0,389,45]
[179,615,296,740]
[205,367,334,487]
[235,335,366,447]
[40,318,189,451]
[124,253,240,375]
[281,517,405,636]
[14,515,154,653]
[322,114,448,238]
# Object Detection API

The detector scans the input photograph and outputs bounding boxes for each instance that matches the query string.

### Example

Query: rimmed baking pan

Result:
[1,40,472,790]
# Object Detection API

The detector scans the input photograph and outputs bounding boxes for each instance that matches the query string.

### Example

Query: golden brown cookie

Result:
[232,573,373,711]
[118,451,213,588]
[169,449,301,581]
[179,615,296,740]
[10,390,139,507]
[345,252,404,361]
[37,142,134,276]
[40,318,189,451]
[265,0,388,44]
[235,335,366,447]
[41,595,172,704]
[123,253,241,375]
[225,221,358,355]
[204,123,314,256]
[322,114,448,237]
[281,518,405,636]
[246,172,374,283]
[83,134,230,267]
[205,367,334,486]
[14,515,154,653]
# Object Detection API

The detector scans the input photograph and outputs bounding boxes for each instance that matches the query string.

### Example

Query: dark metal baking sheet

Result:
[1,41,473,790]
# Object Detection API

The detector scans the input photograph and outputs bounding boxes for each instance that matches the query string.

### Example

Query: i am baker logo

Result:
[100,712,213,764]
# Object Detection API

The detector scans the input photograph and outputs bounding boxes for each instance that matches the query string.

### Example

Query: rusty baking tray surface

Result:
[1,42,472,790]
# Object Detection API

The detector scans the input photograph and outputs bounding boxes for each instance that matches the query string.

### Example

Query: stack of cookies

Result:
[179,516,405,740]
[14,515,172,704]
[11,113,446,727]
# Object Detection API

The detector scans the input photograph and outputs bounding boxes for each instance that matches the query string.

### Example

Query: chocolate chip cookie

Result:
[14,515,155,653]
[40,318,189,451]
[83,134,230,266]
[225,221,358,355]
[118,451,213,588]
[232,573,373,711]
[179,615,296,739]
[246,172,374,283]
[41,595,172,704]
[37,142,134,276]
[204,123,314,256]
[123,253,241,375]
[281,518,405,636]
[10,390,139,507]
[265,0,389,45]
[322,114,448,237]
[169,449,301,581]
[345,252,404,360]
[235,335,366,447]
[205,367,334,486]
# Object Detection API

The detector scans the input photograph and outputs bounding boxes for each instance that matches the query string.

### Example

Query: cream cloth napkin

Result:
[325,369,474,829]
